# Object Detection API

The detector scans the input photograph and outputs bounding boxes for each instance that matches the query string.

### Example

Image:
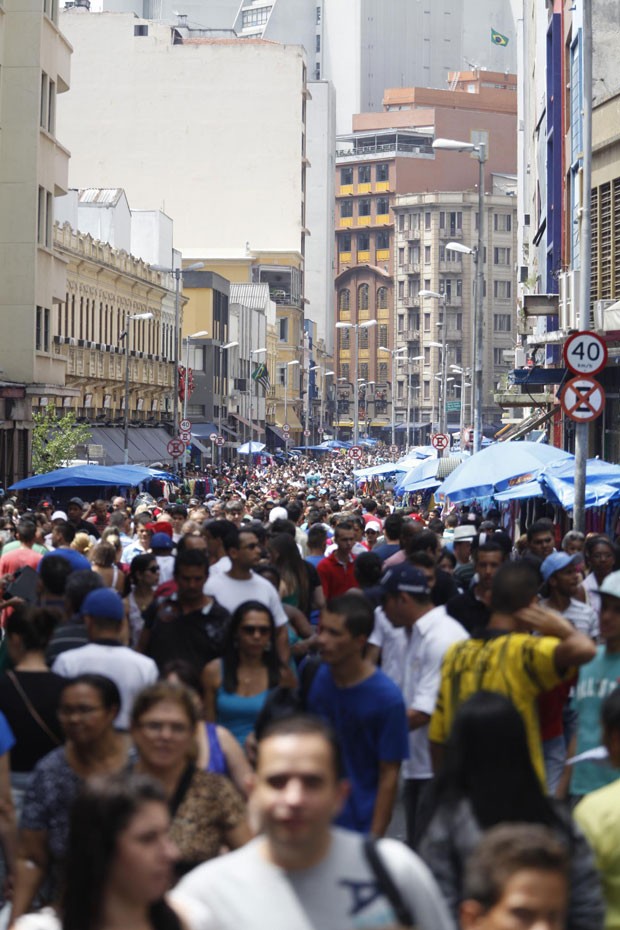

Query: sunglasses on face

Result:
[240,625,271,636]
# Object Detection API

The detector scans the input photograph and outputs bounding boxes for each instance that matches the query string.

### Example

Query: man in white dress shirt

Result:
[379,562,468,848]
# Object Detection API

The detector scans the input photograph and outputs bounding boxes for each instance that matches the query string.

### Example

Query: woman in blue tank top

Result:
[203,600,296,747]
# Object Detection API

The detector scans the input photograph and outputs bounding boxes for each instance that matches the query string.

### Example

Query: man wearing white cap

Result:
[452,525,477,587]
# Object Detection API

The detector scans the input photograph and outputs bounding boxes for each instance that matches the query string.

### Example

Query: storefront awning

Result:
[231,413,265,436]
[189,422,218,439]
[273,404,303,430]
[86,426,176,466]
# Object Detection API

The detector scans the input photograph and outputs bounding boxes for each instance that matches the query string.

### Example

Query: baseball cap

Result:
[365,521,382,533]
[51,510,68,522]
[40,549,92,573]
[80,588,125,622]
[540,551,581,583]
[268,506,288,523]
[151,532,174,550]
[68,497,85,508]
[379,563,431,597]
[599,570,620,601]
[453,525,477,542]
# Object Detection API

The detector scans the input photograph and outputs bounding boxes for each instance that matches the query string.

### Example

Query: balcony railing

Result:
[401,263,420,274]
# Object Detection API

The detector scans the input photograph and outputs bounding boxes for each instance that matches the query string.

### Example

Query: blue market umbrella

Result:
[394,457,442,493]
[438,441,572,504]
[540,458,620,511]
[237,441,266,455]
[10,463,154,491]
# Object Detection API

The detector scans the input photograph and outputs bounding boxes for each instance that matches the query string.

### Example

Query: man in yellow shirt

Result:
[574,686,620,930]
[429,561,597,786]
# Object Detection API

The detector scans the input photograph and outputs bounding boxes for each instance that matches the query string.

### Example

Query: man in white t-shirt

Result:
[52,588,158,730]
[379,561,468,847]
[203,527,289,663]
[171,715,454,930]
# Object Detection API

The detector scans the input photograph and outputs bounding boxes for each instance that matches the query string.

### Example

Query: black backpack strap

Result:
[363,837,416,929]
[299,654,321,707]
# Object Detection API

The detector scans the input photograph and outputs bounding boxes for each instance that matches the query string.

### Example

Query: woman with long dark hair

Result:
[11,674,130,921]
[124,553,159,647]
[266,534,324,620]
[419,691,604,930]
[583,534,618,619]
[202,601,296,747]
[14,773,183,930]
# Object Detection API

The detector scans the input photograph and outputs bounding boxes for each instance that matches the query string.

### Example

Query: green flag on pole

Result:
[491,28,509,46]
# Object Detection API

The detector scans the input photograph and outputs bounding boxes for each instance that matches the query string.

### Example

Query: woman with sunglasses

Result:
[131,681,250,877]
[125,554,159,647]
[11,674,130,921]
[203,601,296,748]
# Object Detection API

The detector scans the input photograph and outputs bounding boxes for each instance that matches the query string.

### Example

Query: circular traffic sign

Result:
[209,432,218,442]
[282,424,290,433]
[303,430,311,437]
[180,419,192,432]
[432,432,449,450]
[167,439,184,458]
[563,331,608,376]
[179,430,191,443]
[561,375,606,422]
[215,436,225,446]
[349,445,362,460]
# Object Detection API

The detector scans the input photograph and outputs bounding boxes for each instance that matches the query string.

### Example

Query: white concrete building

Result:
[57,13,307,260]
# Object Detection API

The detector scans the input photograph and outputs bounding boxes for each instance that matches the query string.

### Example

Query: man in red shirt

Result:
[317,521,359,599]
[0,519,43,575]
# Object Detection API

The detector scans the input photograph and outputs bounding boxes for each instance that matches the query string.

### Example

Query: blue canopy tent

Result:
[394,457,442,493]
[353,462,410,480]
[438,441,573,504]
[10,464,156,491]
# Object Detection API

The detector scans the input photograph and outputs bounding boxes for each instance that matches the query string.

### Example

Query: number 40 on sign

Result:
[563,331,608,376]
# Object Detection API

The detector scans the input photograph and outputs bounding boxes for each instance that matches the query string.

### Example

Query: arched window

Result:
[377,286,388,309]
[357,284,369,311]
[339,288,350,312]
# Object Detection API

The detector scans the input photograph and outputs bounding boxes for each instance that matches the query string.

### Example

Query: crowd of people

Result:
[0,451,617,929]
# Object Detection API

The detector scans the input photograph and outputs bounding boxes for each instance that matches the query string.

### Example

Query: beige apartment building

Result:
[333,72,517,443]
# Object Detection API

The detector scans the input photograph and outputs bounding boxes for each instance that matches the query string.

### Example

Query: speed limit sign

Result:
[563,331,608,376]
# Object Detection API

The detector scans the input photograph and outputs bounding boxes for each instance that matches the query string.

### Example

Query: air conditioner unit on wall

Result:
[593,299,619,331]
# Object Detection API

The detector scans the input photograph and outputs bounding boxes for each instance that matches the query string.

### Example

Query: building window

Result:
[398,281,404,299]
[424,245,431,264]
[40,72,48,129]
[339,328,350,350]
[378,362,388,383]
[493,247,511,266]
[339,288,350,311]
[241,6,269,27]
[357,284,369,310]
[376,231,389,250]
[36,306,42,350]
[398,247,405,266]
[359,363,369,382]
[357,233,370,251]
[315,33,320,52]
[359,165,371,183]
[37,187,46,244]
[376,164,389,182]
[423,380,430,400]
[277,364,287,386]
[44,308,50,352]
[316,5,321,23]
[358,199,371,217]
[314,63,321,79]
[359,328,369,349]
[397,380,404,399]
[454,313,462,330]
[377,287,388,309]
[397,314,404,332]
[494,347,508,365]
[278,317,289,342]
[379,324,388,346]
[494,213,512,232]
[134,24,148,35]
[455,346,462,365]
[341,363,349,383]
[423,313,431,332]
[493,313,512,332]
[493,280,512,299]
[424,212,431,230]
[341,201,353,218]
[341,166,353,185]
[424,346,431,366]
[377,197,389,214]
[340,234,351,252]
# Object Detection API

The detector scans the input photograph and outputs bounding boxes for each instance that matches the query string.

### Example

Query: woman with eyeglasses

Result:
[130,681,250,878]
[125,554,159,647]
[11,674,131,922]
[202,601,296,748]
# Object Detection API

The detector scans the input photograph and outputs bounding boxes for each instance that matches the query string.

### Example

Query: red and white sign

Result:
[563,331,608,376]
[209,432,218,442]
[282,423,290,433]
[167,438,185,458]
[349,445,363,460]
[180,419,192,432]
[303,430,311,437]
[215,436,225,447]
[431,432,449,450]
[179,430,191,443]
[561,375,606,422]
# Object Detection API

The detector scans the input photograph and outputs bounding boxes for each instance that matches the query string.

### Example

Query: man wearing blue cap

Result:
[379,562,468,847]
[540,551,599,639]
[52,588,158,729]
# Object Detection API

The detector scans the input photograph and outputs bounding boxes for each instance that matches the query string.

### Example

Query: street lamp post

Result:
[215,340,238,465]
[151,260,205,441]
[248,347,266,453]
[451,366,472,447]
[420,289,449,437]
[122,311,154,465]
[433,138,486,453]
[378,345,406,448]
[335,319,377,446]
[178,329,209,472]
[310,366,335,444]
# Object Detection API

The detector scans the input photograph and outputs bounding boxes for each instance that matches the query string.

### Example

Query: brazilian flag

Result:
[491,28,509,46]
